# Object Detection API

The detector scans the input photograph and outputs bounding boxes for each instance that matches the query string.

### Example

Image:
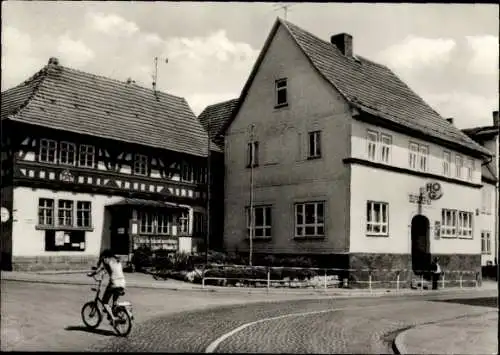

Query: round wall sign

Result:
[1,207,10,223]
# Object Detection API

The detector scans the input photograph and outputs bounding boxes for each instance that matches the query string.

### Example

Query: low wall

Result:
[12,255,98,271]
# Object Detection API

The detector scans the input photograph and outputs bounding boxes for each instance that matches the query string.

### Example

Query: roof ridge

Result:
[55,64,187,102]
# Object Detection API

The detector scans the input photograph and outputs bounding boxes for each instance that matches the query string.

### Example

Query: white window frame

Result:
[366,201,389,236]
[79,144,95,168]
[481,231,492,255]
[465,158,473,181]
[181,162,194,183]
[295,202,325,238]
[179,211,189,235]
[419,145,429,171]
[275,78,288,107]
[409,142,418,169]
[380,134,392,163]
[38,198,54,226]
[76,201,92,228]
[457,211,473,238]
[139,211,154,234]
[308,131,322,159]
[443,151,451,176]
[133,154,148,176]
[455,154,463,178]
[39,139,57,163]
[247,205,272,238]
[157,213,173,235]
[367,130,378,161]
[59,141,76,166]
[58,200,74,227]
[441,209,457,238]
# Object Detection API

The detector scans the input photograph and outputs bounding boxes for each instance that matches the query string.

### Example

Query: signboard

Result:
[55,231,65,246]
[60,170,75,183]
[434,221,441,239]
[1,207,10,223]
[426,182,443,200]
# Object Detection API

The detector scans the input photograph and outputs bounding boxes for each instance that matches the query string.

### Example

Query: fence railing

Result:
[198,264,481,291]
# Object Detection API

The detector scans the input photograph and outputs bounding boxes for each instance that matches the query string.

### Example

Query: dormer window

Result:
[133,154,148,176]
[59,141,76,166]
[275,78,288,108]
[39,139,57,163]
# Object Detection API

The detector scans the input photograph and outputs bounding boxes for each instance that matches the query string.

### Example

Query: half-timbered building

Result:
[1,57,210,271]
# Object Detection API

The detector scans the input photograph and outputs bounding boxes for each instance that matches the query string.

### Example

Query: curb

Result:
[2,275,489,297]
[393,328,411,355]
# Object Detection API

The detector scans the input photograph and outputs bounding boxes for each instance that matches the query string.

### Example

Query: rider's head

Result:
[100,249,115,260]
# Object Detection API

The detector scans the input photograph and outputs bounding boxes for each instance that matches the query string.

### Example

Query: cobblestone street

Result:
[2,279,496,353]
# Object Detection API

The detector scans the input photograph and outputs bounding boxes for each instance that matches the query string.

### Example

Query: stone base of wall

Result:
[12,255,99,272]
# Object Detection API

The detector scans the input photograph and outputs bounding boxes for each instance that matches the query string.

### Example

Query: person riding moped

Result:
[88,249,126,325]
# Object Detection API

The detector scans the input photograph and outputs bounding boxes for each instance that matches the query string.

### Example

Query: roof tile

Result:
[198,98,239,149]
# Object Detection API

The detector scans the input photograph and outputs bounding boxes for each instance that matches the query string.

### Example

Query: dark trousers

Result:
[431,273,439,290]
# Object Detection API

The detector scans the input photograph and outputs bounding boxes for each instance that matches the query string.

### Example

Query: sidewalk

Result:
[394,311,498,354]
[2,270,496,297]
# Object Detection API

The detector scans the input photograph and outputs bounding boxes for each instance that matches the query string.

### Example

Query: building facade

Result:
[463,111,499,266]
[1,58,210,271]
[221,18,493,278]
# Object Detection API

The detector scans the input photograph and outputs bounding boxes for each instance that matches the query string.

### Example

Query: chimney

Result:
[48,57,59,66]
[446,117,454,125]
[330,33,353,57]
[493,111,499,127]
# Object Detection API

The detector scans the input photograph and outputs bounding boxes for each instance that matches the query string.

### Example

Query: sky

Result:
[1,2,498,129]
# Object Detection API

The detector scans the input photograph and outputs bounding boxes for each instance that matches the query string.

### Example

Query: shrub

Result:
[132,246,153,272]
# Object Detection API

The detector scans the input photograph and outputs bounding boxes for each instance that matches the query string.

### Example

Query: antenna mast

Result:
[152,57,158,92]
[273,3,294,20]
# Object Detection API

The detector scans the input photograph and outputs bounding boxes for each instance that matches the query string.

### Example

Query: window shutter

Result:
[296,132,302,161]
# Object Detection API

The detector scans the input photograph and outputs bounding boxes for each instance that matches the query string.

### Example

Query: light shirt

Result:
[104,257,126,288]
[434,263,441,274]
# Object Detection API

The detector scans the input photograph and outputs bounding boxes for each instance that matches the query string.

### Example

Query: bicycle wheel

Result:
[113,307,132,337]
[81,301,102,329]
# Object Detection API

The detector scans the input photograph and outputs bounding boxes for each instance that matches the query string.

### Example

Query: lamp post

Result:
[249,124,255,266]
[205,114,211,266]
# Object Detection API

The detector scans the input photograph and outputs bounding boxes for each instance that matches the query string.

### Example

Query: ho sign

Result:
[425,182,443,200]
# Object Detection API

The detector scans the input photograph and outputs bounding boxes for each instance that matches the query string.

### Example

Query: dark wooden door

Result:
[110,208,131,255]
[411,215,431,275]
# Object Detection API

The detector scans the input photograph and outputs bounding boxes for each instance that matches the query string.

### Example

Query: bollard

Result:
[324,269,327,290]
[368,272,372,292]
[459,273,463,288]
[267,268,271,291]
[396,272,400,292]
[420,274,424,291]
[202,276,205,289]
[441,272,445,289]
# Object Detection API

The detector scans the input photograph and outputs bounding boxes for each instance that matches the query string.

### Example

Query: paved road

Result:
[2,280,496,353]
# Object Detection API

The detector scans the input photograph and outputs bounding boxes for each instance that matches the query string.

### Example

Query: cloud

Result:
[424,91,498,129]
[56,34,95,67]
[187,92,238,116]
[377,36,456,69]
[466,35,499,76]
[86,12,139,37]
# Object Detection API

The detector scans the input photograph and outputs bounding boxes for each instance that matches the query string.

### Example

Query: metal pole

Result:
[249,124,255,266]
[205,113,211,267]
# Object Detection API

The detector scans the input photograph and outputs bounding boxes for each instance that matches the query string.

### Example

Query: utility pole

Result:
[249,124,255,266]
[152,56,168,92]
[206,113,211,266]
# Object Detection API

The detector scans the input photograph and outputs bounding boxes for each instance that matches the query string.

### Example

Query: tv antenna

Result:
[152,56,168,92]
[273,3,294,20]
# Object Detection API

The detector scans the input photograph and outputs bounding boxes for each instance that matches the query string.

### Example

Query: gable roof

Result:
[1,60,209,157]
[462,125,499,140]
[482,163,497,184]
[198,98,239,149]
[221,18,491,158]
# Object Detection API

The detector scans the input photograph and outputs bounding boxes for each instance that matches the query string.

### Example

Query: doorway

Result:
[411,215,430,275]
[110,208,131,256]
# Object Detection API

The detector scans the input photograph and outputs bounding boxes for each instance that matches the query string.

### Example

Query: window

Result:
[38,198,54,226]
[441,209,473,238]
[247,206,272,238]
[139,212,154,234]
[455,155,463,178]
[295,202,325,237]
[58,200,74,227]
[481,231,492,254]
[367,130,378,161]
[247,141,259,167]
[193,212,206,236]
[157,214,173,235]
[482,188,492,214]
[179,212,189,234]
[419,145,428,171]
[79,144,95,168]
[39,139,57,163]
[409,143,418,169]
[443,151,451,176]
[59,141,76,165]
[380,134,392,163]
[181,162,194,182]
[308,131,321,159]
[441,209,457,237]
[45,230,85,252]
[133,154,148,176]
[366,201,388,236]
[457,211,473,238]
[275,78,288,107]
[194,166,207,184]
[465,158,473,181]
[76,201,92,228]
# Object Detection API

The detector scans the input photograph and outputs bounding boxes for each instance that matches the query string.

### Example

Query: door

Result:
[411,215,430,275]
[110,208,131,256]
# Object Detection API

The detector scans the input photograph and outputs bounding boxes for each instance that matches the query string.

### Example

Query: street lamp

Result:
[249,124,255,266]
